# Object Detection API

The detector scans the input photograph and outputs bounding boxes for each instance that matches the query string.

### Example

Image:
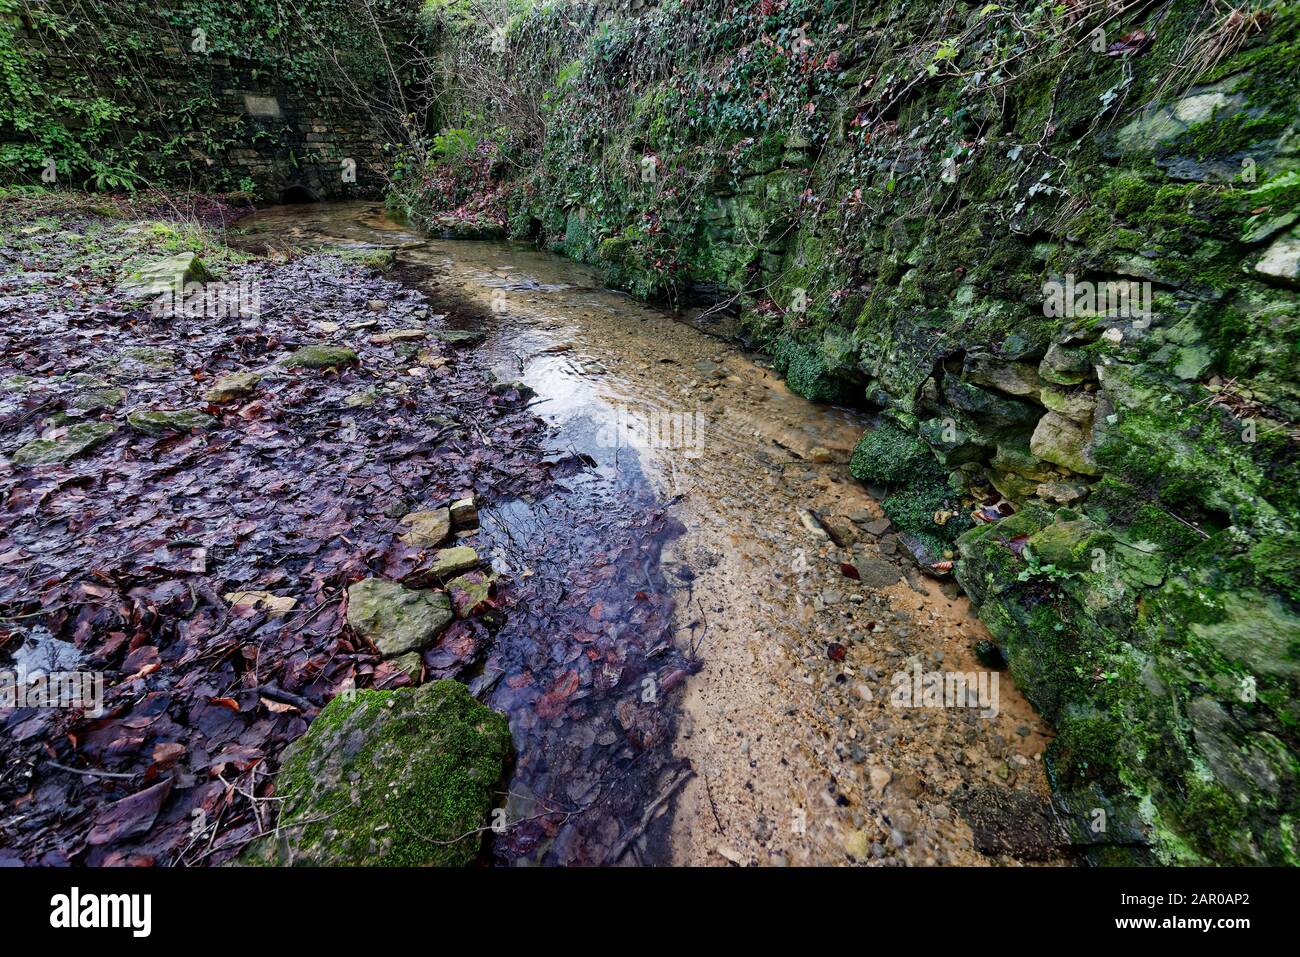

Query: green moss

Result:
[848,420,932,485]
[247,680,511,867]
[407,0,1300,867]
[280,345,359,370]
[126,408,217,435]
[882,475,970,549]
[1239,533,1300,604]
[12,420,116,466]
[1177,111,1289,160]
[773,337,846,404]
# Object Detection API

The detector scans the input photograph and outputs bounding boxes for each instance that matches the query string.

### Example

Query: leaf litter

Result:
[1,196,696,867]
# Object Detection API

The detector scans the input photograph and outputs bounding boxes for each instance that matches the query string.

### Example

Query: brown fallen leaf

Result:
[87,778,172,846]
[1107,29,1153,57]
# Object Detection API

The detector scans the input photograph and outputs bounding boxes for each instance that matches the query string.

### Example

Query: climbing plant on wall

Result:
[0,0,428,190]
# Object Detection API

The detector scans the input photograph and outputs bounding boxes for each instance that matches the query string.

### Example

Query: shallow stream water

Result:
[232,202,1065,867]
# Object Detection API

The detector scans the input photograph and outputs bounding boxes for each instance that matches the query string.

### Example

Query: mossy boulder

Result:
[12,421,116,466]
[848,421,933,485]
[942,377,1042,431]
[1039,386,1097,423]
[126,408,218,436]
[773,338,845,404]
[346,578,454,658]
[1027,516,1112,572]
[281,345,359,369]
[919,416,991,466]
[244,681,511,866]
[962,353,1043,398]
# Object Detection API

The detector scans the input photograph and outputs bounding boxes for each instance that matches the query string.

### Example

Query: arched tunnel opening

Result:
[280,183,320,204]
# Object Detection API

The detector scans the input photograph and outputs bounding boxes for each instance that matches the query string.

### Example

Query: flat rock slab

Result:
[449,496,478,530]
[399,507,451,547]
[12,421,115,466]
[280,345,359,369]
[409,545,480,584]
[433,329,486,347]
[240,681,510,866]
[853,553,903,589]
[67,385,126,412]
[119,253,213,298]
[346,578,453,658]
[447,571,494,617]
[370,329,427,344]
[204,371,261,403]
[127,408,218,436]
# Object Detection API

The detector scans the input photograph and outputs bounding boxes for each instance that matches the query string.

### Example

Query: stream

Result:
[231,201,1065,867]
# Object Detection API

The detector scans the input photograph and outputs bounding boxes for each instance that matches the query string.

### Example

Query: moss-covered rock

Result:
[66,384,127,413]
[12,421,116,466]
[447,571,495,618]
[280,345,359,369]
[421,545,480,580]
[119,252,213,298]
[346,578,454,658]
[1030,411,1101,476]
[243,681,510,866]
[203,371,261,403]
[773,337,846,404]
[126,407,218,436]
[848,421,933,485]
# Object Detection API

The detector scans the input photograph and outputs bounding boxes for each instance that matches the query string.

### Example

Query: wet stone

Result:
[447,571,494,618]
[434,329,486,347]
[126,408,218,436]
[119,252,213,298]
[203,371,261,403]
[1030,411,1101,476]
[399,507,451,547]
[370,328,426,344]
[67,385,126,412]
[1036,479,1090,505]
[280,345,359,369]
[12,421,116,466]
[1038,343,1090,386]
[241,681,510,866]
[346,578,454,658]
[409,545,480,585]
[449,496,479,530]
[390,651,424,683]
[854,554,903,589]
